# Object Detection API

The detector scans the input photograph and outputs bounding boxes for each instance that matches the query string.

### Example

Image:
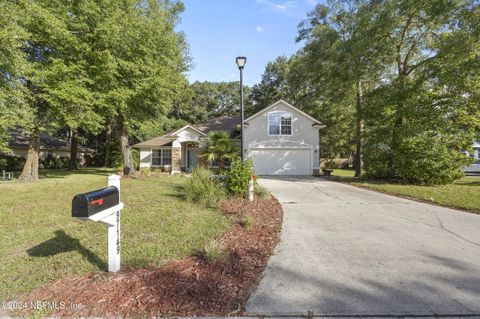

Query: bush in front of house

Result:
[254,184,270,199]
[225,159,254,197]
[184,167,226,207]
[196,239,226,263]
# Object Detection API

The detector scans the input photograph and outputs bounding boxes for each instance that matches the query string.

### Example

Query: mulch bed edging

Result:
[19,197,283,317]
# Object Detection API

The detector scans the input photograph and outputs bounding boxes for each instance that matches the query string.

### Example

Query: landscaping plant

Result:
[184,167,226,207]
[254,184,271,199]
[196,239,226,263]
[226,159,255,197]
[201,131,239,170]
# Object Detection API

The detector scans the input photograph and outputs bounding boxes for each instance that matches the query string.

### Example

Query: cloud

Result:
[256,26,264,32]
[306,0,318,5]
[257,0,297,11]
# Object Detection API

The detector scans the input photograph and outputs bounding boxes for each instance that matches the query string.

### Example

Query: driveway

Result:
[246,177,480,317]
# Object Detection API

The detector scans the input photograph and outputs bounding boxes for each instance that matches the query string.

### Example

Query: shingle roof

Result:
[8,128,93,153]
[194,115,241,138]
[133,136,174,148]
[134,115,241,148]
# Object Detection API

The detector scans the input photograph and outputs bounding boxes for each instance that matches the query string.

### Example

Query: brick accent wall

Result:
[172,147,181,172]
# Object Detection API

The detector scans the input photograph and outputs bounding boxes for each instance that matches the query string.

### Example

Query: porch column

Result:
[172,147,181,173]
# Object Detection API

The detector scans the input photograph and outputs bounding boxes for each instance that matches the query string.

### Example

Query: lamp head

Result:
[235,55,247,69]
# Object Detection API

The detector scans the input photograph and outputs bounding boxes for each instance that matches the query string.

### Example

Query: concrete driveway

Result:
[246,177,480,317]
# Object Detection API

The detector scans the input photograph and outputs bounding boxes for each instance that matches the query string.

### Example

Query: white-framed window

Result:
[268,111,292,136]
[152,149,172,166]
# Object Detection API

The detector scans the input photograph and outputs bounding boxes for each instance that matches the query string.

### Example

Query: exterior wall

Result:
[139,148,152,168]
[172,147,181,172]
[172,127,204,146]
[244,101,320,171]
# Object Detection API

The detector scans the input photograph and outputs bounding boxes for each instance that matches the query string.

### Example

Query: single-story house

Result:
[134,100,324,175]
[4,128,94,166]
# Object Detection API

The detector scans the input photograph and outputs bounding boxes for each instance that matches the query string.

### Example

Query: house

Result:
[134,100,324,175]
[4,128,94,167]
[471,141,480,164]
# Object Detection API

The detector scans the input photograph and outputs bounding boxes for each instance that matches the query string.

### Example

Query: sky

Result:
[178,0,321,86]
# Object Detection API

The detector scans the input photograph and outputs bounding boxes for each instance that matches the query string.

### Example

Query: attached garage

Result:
[249,147,312,175]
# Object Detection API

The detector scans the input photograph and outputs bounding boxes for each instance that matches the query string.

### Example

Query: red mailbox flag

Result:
[90,198,104,206]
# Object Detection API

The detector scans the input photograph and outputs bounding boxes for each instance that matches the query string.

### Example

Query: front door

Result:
[187,148,198,171]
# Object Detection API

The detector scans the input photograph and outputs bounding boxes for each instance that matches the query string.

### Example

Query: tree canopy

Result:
[251,0,480,184]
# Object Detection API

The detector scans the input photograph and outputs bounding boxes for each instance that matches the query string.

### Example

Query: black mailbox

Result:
[72,186,119,218]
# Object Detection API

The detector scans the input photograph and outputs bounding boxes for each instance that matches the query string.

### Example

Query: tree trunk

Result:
[70,127,79,170]
[388,74,407,178]
[104,119,112,167]
[117,115,136,177]
[354,80,364,178]
[18,128,40,182]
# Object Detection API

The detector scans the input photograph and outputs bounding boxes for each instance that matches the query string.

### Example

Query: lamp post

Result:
[236,55,247,162]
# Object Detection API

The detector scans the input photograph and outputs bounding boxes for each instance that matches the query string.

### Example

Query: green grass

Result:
[329,169,480,212]
[0,168,229,301]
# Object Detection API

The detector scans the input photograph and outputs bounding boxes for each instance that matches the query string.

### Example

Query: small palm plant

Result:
[202,131,239,169]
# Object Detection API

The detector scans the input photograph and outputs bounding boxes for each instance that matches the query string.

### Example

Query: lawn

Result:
[330,169,480,212]
[0,169,229,301]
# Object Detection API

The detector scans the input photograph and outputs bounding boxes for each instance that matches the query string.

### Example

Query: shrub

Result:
[184,167,225,207]
[254,184,270,199]
[140,167,151,176]
[324,159,339,169]
[197,239,226,263]
[226,159,254,196]
[364,134,468,185]
[239,214,253,229]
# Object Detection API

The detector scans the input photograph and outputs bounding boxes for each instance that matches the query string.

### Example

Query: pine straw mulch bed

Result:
[18,196,283,317]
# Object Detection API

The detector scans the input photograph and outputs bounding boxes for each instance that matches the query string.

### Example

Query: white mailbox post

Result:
[71,174,124,272]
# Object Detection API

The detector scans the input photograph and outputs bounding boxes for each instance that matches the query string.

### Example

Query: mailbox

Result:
[71,175,123,272]
[72,186,119,218]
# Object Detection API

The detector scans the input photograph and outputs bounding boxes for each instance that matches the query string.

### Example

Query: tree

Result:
[0,1,32,153]
[361,0,479,183]
[12,0,87,181]
[296,1,388,176]
[86,0,189,176]
[290,0,479,184]
[172,81,251,123]
[249,56,296,115]
[201,131,239,169]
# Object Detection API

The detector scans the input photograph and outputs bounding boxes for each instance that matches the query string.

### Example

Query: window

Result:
[268,111,292,135]
[152,149,172,166]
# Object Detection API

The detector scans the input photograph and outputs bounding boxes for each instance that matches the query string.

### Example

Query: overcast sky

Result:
[178,0,322,86]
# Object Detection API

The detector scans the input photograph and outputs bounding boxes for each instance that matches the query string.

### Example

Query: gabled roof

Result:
[133,100,324,148]
[167,124,207,137]
[8,128,93,153]
[133,135,174,148]
[245,99,324,126]
[194,115,241,138]
[133,115,242,148]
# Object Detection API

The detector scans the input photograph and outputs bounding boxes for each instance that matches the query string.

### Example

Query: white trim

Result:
[267,111,293,137]
[248,140,313,149]
[168,125,207,137]
[245,99,324,126]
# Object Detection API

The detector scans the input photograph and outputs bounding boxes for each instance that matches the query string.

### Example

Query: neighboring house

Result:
[134,100,324,176]
[472,141,480,164]
[4,128,94,166]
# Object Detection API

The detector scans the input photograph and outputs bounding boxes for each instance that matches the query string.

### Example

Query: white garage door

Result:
[249,148,311,175]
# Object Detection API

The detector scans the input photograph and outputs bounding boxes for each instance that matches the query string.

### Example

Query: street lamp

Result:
[236,55,247,162]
